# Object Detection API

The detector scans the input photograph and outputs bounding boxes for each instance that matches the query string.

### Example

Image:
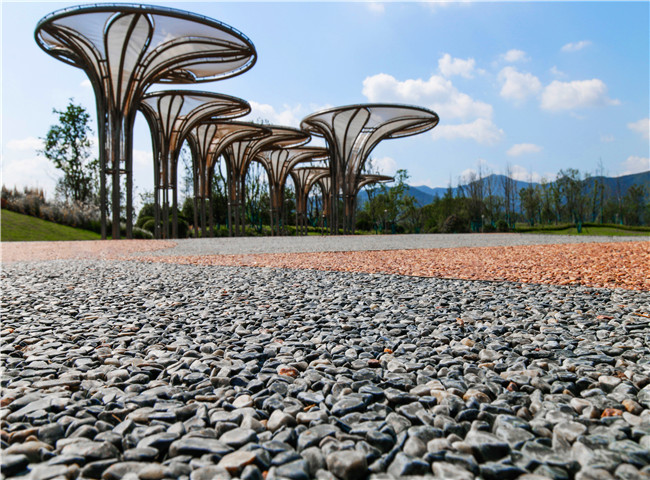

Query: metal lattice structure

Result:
[139,91,250,239]
[301,104,439,234]
[221,125,310,236]
[290,167,330,235]
[35,4,256,239]
[256,147,329,235]
[186,121,271,237]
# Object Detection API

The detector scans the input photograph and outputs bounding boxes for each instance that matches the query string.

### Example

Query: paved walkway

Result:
[142,233,646,256]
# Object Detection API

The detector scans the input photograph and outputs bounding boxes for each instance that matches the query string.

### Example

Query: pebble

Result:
[326,450,368,480]
[1,259,649,480]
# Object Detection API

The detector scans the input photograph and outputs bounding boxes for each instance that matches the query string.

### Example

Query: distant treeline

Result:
[356,168,649,234]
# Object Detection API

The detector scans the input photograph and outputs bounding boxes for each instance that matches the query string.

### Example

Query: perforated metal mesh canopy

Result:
[355,174,394,194]
[221,125,310,236]
[139,91,250,238]
[35,3,257,239]
[186,121,271,237]
[256,147,329,235]
[301,104,439,234]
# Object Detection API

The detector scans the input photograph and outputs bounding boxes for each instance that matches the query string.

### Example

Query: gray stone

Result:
[387,452,429,477]
[0,453,29,476]
[220,428,258,448]
[464,429,510,462]
[168,436,232,457]
[326,450,368,480]
[275,459,310,480]
[300,446,325,476]
[267,409,296,432]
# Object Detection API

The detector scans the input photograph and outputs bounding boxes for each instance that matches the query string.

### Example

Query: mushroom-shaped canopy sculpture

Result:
[186,121,270,237]
[256,147,329,235]
[139,91,250,239]
[35,3,257,239]
[290,167,330,235]
[221,125,310,236]
[301,104,439,234]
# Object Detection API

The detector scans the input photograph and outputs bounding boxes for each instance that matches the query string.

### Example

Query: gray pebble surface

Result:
[138,233,647,257]
[1,258,650,480]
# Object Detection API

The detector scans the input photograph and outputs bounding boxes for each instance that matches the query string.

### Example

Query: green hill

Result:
[1,209,101,241]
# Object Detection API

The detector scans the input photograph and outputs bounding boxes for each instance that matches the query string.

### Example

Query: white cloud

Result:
[561,40,592,52]
[366,2,385,14]
[550,66,565,77]
[362,72,493,120]
[501,49,527,63]
[540,79,619,111]
[6,136,42,151]
[620,156,649,175]
[372,156,398,176]
[2,153,59,197]
[244,101,304,127]
[498,66,542,103]
[507,143,543,157]
[133,149,154,168]
[628,118,649,140]
[438,54,475,78]
[600,134,615,143]
[433,118,504,145]
[509,164,545,183]
[80,79,92,88]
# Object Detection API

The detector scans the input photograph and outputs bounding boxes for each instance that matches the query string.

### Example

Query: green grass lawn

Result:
[1,209,102,241]
[518,224,650,236]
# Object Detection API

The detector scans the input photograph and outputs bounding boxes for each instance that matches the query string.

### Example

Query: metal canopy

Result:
[139,91,250,239]
[355,174,394,194]
[35,3,257,239]
[186,121,271,237]
[291,167,330,235]
[221,124,310,236]
[256,147,329,235]
[301,103,439,234]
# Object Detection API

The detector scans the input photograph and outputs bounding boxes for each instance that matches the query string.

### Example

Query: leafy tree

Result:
[556,168,587,225]
[519,182,540,225]
[622,184,647,225]
[40,100,97,204]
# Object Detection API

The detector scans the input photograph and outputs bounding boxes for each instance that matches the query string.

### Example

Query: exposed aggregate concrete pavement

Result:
[1,235,649,479]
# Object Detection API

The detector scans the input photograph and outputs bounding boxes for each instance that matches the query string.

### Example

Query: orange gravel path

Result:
[139,241,650,291]
[1,240,174,263]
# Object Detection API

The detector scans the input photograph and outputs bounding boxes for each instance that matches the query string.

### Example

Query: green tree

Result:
[622,184,647,225]
[40,100,97,204]
[556,168,587,226]
[519,182,540,226]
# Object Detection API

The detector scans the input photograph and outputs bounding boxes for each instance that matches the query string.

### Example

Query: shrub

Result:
[2,185,102,232]
[142,218,156,234]
[483,223,497,233]
[136,215,153,229]
[132,226,154,239]
[496,219,509,232]
[440,214,469,233]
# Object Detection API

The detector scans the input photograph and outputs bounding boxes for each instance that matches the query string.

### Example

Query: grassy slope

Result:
[518,224,650,236]
[1,209,101,241]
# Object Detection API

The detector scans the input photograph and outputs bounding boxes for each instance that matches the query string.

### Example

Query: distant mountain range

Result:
[359,170,650,207]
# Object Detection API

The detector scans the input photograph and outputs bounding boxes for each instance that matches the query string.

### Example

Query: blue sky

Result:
[2,1,649,203]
